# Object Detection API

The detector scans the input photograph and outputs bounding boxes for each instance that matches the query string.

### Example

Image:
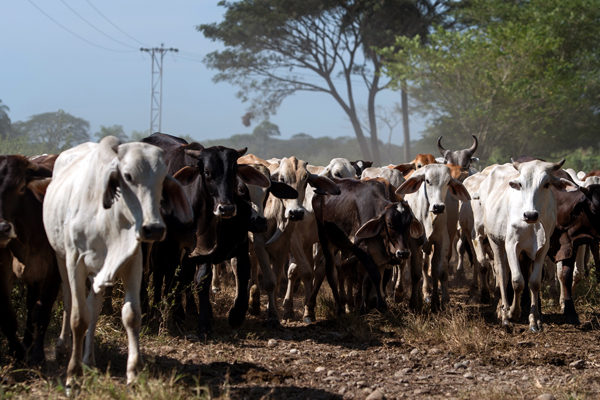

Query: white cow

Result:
[43,136,192,385]
[482,159,572,331]
[396,164,470,309]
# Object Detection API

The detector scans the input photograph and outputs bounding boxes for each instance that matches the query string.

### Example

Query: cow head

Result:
[181,144,269,219]
[270,156,339,222]
[437,135,478,170]
[350,160,373,177]
[509,159,574,223]
[100,137,193,242]
[0,155,52,247]
[396,163,470,215]
[235,162,298,233]
[321,158,358,179]
[355,201,424,262]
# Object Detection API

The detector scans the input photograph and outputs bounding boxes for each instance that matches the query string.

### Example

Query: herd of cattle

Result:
[2,133,600,386]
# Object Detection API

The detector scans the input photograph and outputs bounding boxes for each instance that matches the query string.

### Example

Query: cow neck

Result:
[192,180,219,257]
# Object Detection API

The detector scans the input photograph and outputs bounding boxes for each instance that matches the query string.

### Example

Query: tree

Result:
[12,110,90,152]
[252,120,281,139]
[383,0,600,161]
[94,124,128,142]
[198,0,445,165]
[0,100,11,139]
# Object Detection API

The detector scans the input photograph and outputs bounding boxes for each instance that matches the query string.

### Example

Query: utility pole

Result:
[140,43,178,133]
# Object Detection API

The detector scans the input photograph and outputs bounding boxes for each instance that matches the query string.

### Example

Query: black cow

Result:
[350,160,373,177]
[0,155,58,364]
[142,133,269,334]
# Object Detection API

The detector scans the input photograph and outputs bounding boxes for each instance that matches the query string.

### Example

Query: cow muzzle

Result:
[395,249,410,260]
[139,223,166,242]
[0,220,16,247]
[523,211,539,223]
[214,203,237,218]
[431,204,445,215]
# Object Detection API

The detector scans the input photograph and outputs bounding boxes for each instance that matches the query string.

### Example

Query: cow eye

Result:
[425,179,430,185]
[204,169,211,179]
[543,182,550,189]
[124,173,133,182]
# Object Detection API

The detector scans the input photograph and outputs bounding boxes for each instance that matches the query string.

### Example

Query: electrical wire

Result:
[26,0,136,53]
[84,0,147,47]
[58,0,137,50]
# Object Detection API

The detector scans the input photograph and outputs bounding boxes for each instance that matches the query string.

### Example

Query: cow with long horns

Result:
[437,135,479,170]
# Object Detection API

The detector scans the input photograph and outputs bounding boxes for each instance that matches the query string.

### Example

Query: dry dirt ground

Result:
[2,275,600,399]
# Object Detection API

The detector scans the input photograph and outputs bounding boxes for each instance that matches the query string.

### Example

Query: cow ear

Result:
[25,161,53,181]
[172,166,198,186]
[364,161,373,168]
[409,218,425,239]
[237,164,270,187]
[269,181,298,199]
[448,179,471,202]
[236,147,248,158]
[162,175,193,224]
[103,162,120,209]
[355,216,384,241]
[393,163,415,175]
[395,174,424,196]
[307,174,341,195]
[26,177,52,202]
[551,176,579,192]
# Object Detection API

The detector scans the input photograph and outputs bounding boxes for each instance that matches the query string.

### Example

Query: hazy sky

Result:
[3,0,426,144]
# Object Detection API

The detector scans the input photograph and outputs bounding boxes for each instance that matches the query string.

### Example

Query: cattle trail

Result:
[2,281,600,399]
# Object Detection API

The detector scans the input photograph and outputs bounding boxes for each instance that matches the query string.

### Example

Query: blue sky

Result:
[3,0,425,144]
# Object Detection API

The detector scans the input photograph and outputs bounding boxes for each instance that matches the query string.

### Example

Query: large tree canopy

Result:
[198,0,446,164]
[12,110,90,152]
[383,0,600,162]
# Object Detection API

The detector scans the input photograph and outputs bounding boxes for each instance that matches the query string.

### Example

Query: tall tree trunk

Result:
[349,113,372,162]
[367,70,382,166]
[401,81,410,162]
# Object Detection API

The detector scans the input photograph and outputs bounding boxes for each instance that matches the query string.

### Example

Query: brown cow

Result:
[309,178,424,319]
[0,155,58,364]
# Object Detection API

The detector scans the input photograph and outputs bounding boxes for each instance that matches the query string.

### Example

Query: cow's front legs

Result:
[195,262,213,336]
[489,240,510,328]
[66,257,90,388]
[120,252,143,384]
[0,250,24,360]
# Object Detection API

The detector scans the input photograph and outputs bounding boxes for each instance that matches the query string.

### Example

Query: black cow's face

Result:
[383,202,423,262]
[193,147,244,219]
[0,156,51,246]
[443,150,473,170]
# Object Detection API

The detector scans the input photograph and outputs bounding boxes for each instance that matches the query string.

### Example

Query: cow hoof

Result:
[211,287,220,294]
[264,318,281,329]
[282,310,295,321]
[565,314,580,326]
[502,321,513,334]
[248,303,261,316]
[228,308,247,329]
[529,325,540,333]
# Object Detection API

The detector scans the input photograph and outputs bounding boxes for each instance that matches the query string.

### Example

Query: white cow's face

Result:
[272,157,308,221]
[508,159,565,224]
[117,143,168,242]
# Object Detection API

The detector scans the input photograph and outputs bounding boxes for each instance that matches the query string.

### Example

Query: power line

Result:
[26,0,136,53]
[84,0,147,47]
[58,0,137,50]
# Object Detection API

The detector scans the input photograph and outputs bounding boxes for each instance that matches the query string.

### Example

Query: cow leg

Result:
[421,248,433,307]
[409,242,423,311]
[83,283,105,367]
[559,258,579,325]
[23,281,38,351]
[591,242,600,282]
[55,259,72,361]
[505,241,524,322]
[195,263,213,336]
[353,247,386,313]
[28,264,60,365]
[253,235,279,324]
[119,252,143,385]
[308,228,342,319]
[66,257,90,387]
[287,239,314,323]
[229,245,251,328]
[528,253,545,332]
[248,251,261,316]
[0,249,24,360]
[438,234,451,307]
[489,240,510,328]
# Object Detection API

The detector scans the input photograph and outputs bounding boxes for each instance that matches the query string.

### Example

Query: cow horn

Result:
[437,136,446,155]
[551,159,566,171]
[467,135,478,155]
